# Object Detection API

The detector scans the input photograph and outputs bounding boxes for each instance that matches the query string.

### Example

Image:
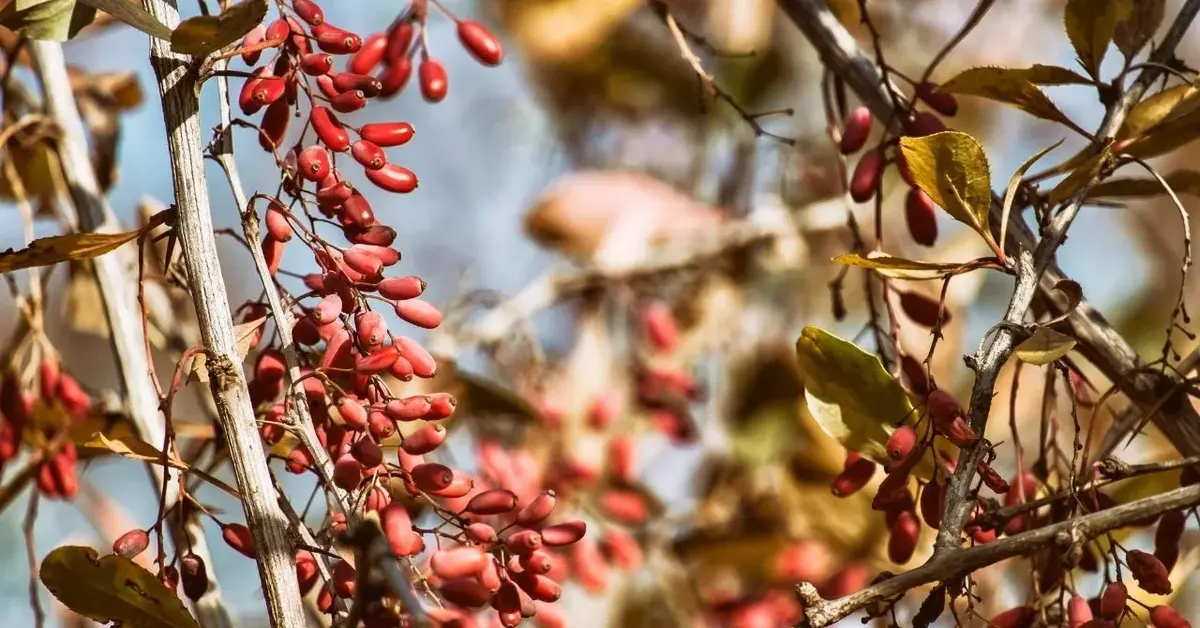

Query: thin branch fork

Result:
[795,483,1200,627]
[139,0,305,625]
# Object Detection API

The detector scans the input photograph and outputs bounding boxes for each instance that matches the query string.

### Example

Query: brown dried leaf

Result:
[81,432,241,497]
[63,262,111,339]
[1113,0,1164,58]
[0,227,143,273]
[170,0,266,55]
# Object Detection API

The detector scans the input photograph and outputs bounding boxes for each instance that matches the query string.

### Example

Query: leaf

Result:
[833,252,989,280]
[1120,83,1200,140]
[41,546,200,628]
[1001,140,1063,254]
[81,433,242,498]
[0,0,97,42]
[794,327,911,466]
[1124,106,1200,159]
[1064,0,1133,77]
[1047,143,1113,206]
[1014,327,1077,365]
[937,67,1085,131]
[1016,64,1094,85]
[0,228,142,274]
[63,262,111,339]
[1114,0,1164,58]
[898,131,993,239]
[1090,170,1200,199]
[76,0,171,39]
[170,0,267,55]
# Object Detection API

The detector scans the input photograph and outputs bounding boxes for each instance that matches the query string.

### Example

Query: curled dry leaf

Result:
[170,0,268,55]
[41,546,200,628]
[1013,327,1076,365]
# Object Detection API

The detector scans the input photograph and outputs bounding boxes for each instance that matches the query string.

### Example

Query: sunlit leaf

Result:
[1114,0,1164,58]
[1046,279,1084,325]
[937,67,1085,132]
[1120,83,1200,140]
[82,432,241,497]
[170,0,267,55]
[1013,327,1076,365]
[1124,107,1200,159]
[41,546,200,628]
[1001,140,1063,254]
[75,0,171,39]
[0,0,96,41]
[794,327,911,466]
[0,228,142,274]
[1090,170,1200,199]
[1064,0,1133,77]
[1047,144,1113,206]
[63,262,111,339]
[833,252,990,280]
[0,139,60,202]
[898,131,994,242]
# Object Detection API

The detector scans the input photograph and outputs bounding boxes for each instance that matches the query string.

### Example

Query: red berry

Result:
[299,52,334,76]
[378,276,425,300]
[261,236,283,275]
[385,22,415,62]
[265,201,292,242]
[311,293,342,324]
[394,298,442,329]
[899,290,945,327]
[418,57,448,103]
[401,424,446,455]
[887,510,919,564]
[333,454,362,490]
[180,554,209,602]
[1068,594,1092,627]
[331,89,367,114]
[906,187,939,246]
[456,21,503,67]
[850,148,884,203]
[598,488,649,525]
[343,245,384,278]
[516,490,557,526]
[505,529,543,555]
[314,23,362,54]
[885,425,917,461]
[297,145,331,182]
[464,488,519,515]
[293,0,324,26]
[310,107,349,152]
[360,121,415,147]
[410,462,454,492]
[221,523,257,558]
[540,520,586,547]
[1149,605,1191,628]
[840,105,872,155]
[916,82,958,117]
[350,32,388,75]
[920,480,944,528]
[333,72,383,97]
[395,336,436,378]
[340,191,375,226]
[1099,582,1126,619]
[378,56,413,98]
[315,73,339,100]
[641,302,679,352]
[112,529,150,559]
[240,24,266,65]
[351,139,387,170]
[831,453,876,497]
[907,111,946,137]
[258,99,290,151]
[424,393,457,420]
[265,18,289,45]
[365,163,418,193]
[990,606,1035,628]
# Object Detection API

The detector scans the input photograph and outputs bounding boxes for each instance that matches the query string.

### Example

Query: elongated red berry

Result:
[832,453,876,497]
[265,201,292,242]
[457,21,503,67]
[261,236,283,275]
[411,462,454,492]
[297,145,331,182]
[381,503,424,556]
[515,490,556,526]
[360,121,415,147]
[424,393,456,420]
[331,89,367,114]
[351,139,387,170]
[180,554,209,601]
[1068,594,1092,627]
[990,606,1034,628]
[599,489,649,525]
[908,111,946,137]
[540,520,586,547]
[379,276,425,301]
[887,510,919,564]
[333,72,383,97]
[920,480,943,528]
[378,56,413,97]
[366,163,418,193]
[293,0,324,26]
[238,66,270,115]
[315,73,339,100]
[464,489,519,515]
[1149,605,1191,628]
[419,57,448,102]
[350,32,388,75]
[840,106,872,155]
[900,291,946,327]
[222,523,257,558]
[310,107,350,152]
[886,425,917,461]
[311,293,342,324]
[1099,582,1126,619]
[258,99,290,151]
[394,298,441,329]
[300,52,334,76]
[314,23,362,54]
[906,187,939,246]
[641,302,678,352]
[916,82,958,117]
[395,336,436,378]
[348,224,397,246]
[850,149,884,203]
[113,529,150,559]
[344,245,384,278]
[333,454,362,490]
[506,529,543,555]
[401,424,446,455]
[386,22,415,61]
[241,24,266,65]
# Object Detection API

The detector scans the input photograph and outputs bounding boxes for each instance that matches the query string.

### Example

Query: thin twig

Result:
[139,1,305,625]
[25,489,43,628]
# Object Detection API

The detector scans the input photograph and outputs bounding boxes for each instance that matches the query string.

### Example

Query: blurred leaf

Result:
[731,405,800,466]
[0,0,96,41]
[0,228,143,274]
[1014,327,1076,365]
[1114,0,1164,58]
[1111,468,1181,504]
[899,131,994,244]
[82,433,241,497]
[1047,144,1113,206]
[1125,106,1200,159]
[77,0,171,39]
[728,348,807,466]
[63,262,111,339]
[937,68,1085,132]
[1064,0,1133,77]
[69,409,138,456]
[1120,83,1200,139]
[23,400,72,448]
[0,138,59,201]
[678,533,792,583]
[170,0,266,55]
[1090,170,1200,199]
[1001,140,1063,253]
[41,546,200,628]
[833,252,991,280]
[794,327,909,466]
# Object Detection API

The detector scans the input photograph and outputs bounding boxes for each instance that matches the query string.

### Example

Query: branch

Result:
[795,483,1200,627]
[139,1,305,625]
[27,41,232,627]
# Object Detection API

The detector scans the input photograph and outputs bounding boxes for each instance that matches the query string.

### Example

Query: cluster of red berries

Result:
[0,360,92,500]
[839,82,958,248]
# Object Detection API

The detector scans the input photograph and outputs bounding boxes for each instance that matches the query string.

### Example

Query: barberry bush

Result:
[0,0,1199,627]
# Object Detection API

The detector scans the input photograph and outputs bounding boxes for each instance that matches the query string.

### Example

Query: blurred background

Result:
[0,0,1198,626]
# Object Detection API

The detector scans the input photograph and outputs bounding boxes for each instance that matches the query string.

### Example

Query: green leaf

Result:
[77,0,171,39]
[937,67,1087,132]
[0,0,97,42]
[1001,140,1063,254]
[170,0,267,56]
[1047,144,1113,206]
[0,228,143,274]
[41,546,200,628]
[833,252,990,280]
[898,131,994,243]
[1013,327,1076,365]
[794,327,911,466]
[1113,0,1164,58]
[1064,0,1133,78]
[1090,170,1200,199]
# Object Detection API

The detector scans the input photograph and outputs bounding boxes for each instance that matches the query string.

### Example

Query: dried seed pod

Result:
[840,106,873,155]
[977,462,1011,494]
[1128,549,1172,595]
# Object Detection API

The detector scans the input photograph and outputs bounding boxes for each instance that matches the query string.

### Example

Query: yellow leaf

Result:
[1090,170,1200,199]
[794,327,910,466]
[1047,144,1113,206]
[1124,106,1200,160]
[1120,83,1200,139]
[40,546,200,628]
[937,67,1085,131]
[170,0,266,56]
[1064,0,1133,77]
[1013,327,1076,365]
[1001,140,1063,253]
[81,432,242,498]
[1113,0,1164,58]
[0,228,142,274]
[0,140,60,201]
[833,252,989,280]
[63,262,111,339]
[898,131,993,237]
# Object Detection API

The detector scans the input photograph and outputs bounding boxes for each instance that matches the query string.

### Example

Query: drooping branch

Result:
[27,40,232,628]
[138,1,305,625]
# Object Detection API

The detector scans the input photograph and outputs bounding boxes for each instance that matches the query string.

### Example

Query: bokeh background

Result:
[0,0,1198,626]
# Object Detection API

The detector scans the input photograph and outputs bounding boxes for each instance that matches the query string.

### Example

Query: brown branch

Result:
[795,483,1200,627]
[139,1,305,625]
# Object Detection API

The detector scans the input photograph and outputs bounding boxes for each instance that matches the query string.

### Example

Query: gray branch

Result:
[139,1,305,625]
